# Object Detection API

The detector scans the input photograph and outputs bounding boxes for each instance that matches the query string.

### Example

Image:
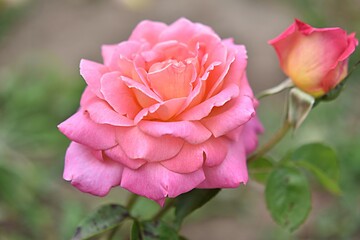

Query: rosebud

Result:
[269,19,358,97]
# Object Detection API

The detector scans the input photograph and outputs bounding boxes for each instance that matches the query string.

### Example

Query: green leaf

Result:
[248,157,274,184]
[131,220,180,240]
[291,143,340,194]
[72,204,129,240]
[265,166,311,231]
[174,189,220,228]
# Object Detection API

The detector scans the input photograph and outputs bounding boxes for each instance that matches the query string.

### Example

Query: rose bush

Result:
[269,19,358,97]
[58,18,262,205]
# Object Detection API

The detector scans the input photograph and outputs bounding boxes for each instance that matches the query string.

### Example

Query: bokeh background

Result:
[0,0,359,239]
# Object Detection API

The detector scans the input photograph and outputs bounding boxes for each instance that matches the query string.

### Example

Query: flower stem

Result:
[248,121,291,162]
[152,199,176,221]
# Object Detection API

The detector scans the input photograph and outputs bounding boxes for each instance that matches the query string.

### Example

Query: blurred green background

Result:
[0,0,359,239]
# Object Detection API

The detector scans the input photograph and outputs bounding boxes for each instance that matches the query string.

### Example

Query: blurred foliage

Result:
[0,0,30,42]
[0,62,86,239]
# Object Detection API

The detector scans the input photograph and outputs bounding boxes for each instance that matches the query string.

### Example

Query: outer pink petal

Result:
[201,94,255,137]
[241,115,264,155]
[141,40,193,63]
[106,41,143,74]
[129,20,167,45]
[85,100,134,126]
[200,72,255,137]
[116,127,184,162]
[58,110,117,150]
[338,32,358,62]
[120,163,205,205]
[160,137,229,173]
[138,120,212,144]
[63,142,123,196]
[80,87,97,107]
[104,145,146,169]
[101,44,117,66]
[197,140,248,188]
[159,18,217,44]
[80,59,108,98]
[160,143,205,174]
[202,137,229,167]
[100,72,141,117]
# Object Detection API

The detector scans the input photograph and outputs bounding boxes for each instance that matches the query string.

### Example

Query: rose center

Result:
[147,58,196,100]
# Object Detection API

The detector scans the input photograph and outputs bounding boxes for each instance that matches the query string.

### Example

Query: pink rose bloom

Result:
[58,18,262,205]
[269,19,358,97]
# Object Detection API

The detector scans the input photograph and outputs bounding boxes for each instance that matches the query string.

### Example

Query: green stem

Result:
[248,121,291,162]
[152,199,176,221]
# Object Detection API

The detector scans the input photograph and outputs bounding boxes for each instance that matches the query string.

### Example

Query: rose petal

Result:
[201,94,255,137]
[138,120,212,144]
[241,115,264,155]
[322,60,348,92]
[85,100,134,126]
[80,59,108,98]
[120,163,205,205]
[63,142,123,196]
[198,140,248,188]
[207,43,247,97]
[202,137,229,167]
[104,145,146,169]
[141,40,193,63]
[121,76,161,108]
[177,83,240,121]
[202,42,229,95]
[159,18,216,44]
[148,60,196,100]
[136,97,188,122]
[58,110,117,150]
[107,41,143,75]
[161,143,205,173]
[116,127,184,161]
[160,137,229,173]
[80,86,97,107]
[101,44,117,66]
[129,20,167,45]
[100,72,141,118]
